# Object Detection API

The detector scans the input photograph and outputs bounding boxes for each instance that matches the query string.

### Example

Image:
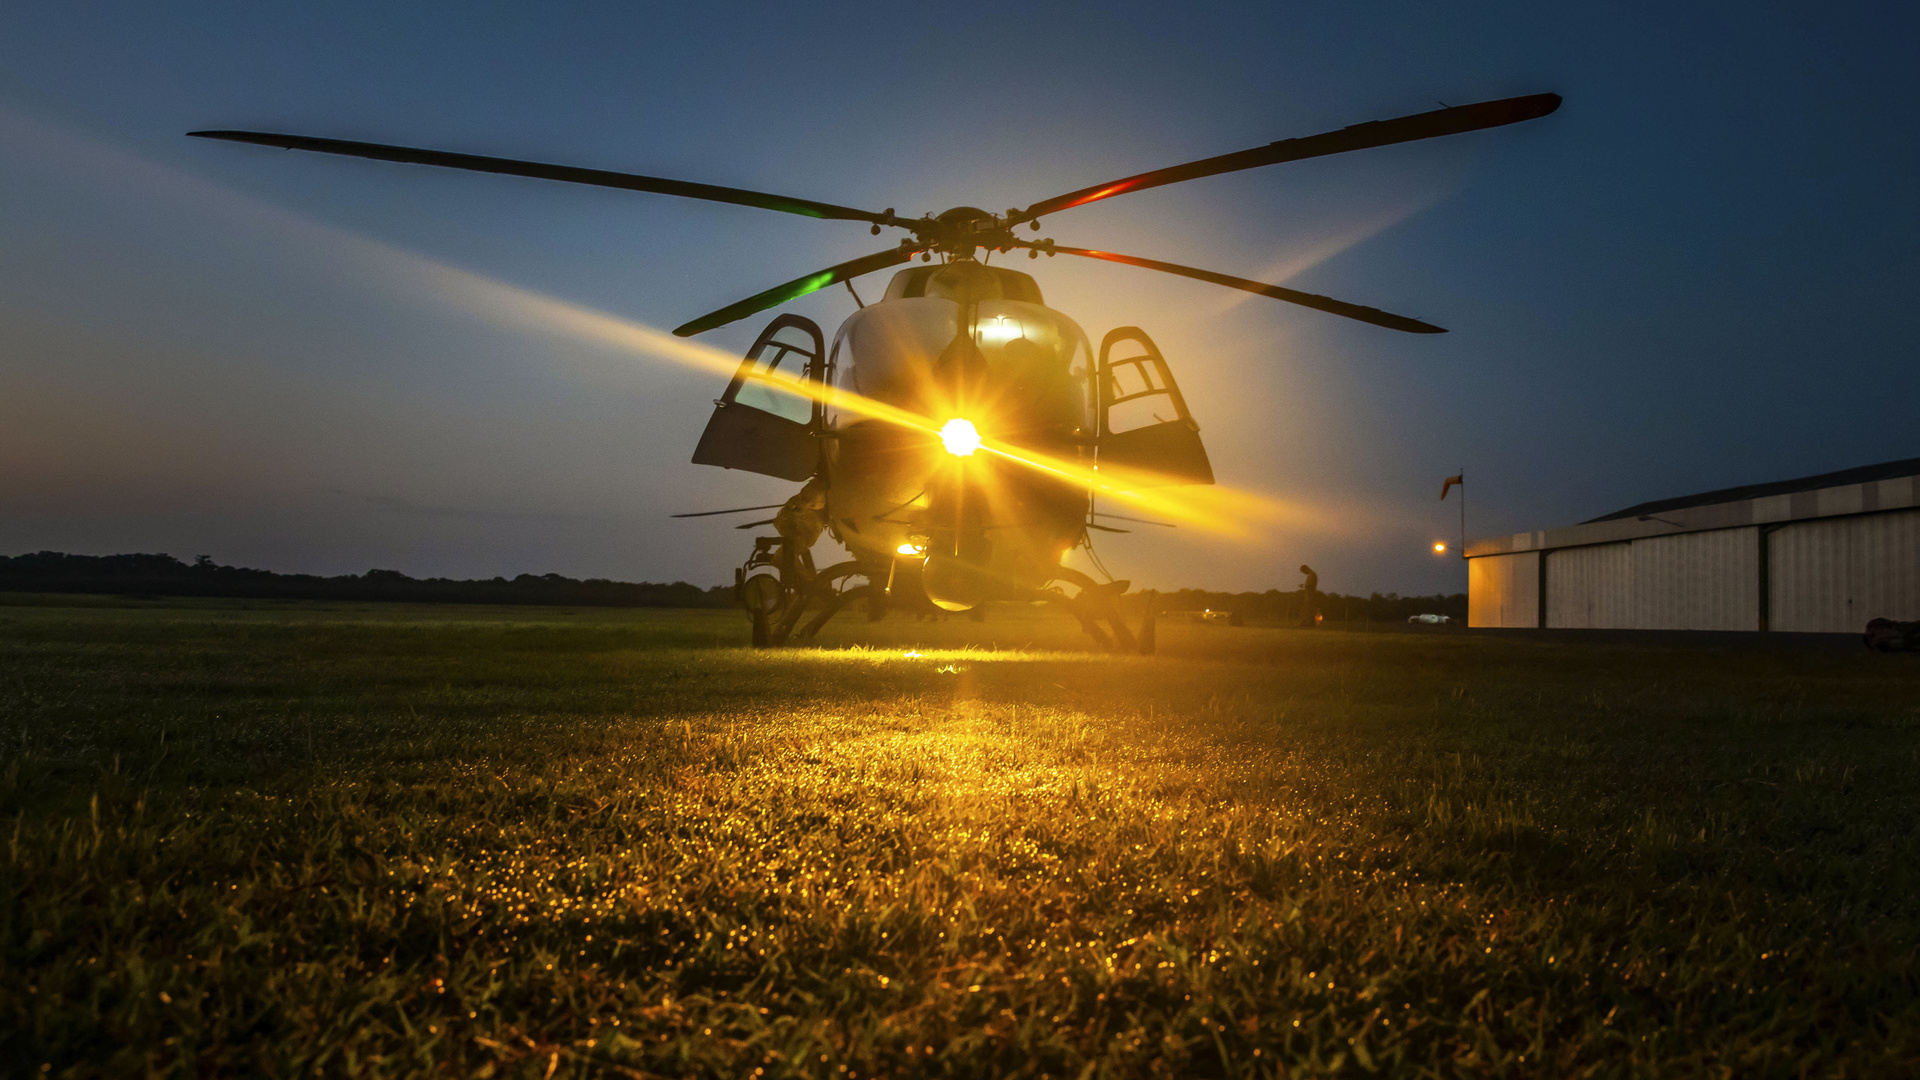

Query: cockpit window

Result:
[829,297,1093,439]
[972,301,1093,437]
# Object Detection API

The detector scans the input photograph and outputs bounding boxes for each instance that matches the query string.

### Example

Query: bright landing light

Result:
[1433,541,1448,554]
[939,418,982,457]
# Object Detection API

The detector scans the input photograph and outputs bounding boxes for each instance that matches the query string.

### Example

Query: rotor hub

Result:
[908,206,1022,258]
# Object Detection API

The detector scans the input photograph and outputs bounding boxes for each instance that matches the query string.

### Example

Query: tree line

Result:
[0,552,1466,620]
[0,552,731,608]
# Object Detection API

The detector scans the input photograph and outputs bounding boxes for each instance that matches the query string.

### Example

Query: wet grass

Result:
[3,594,1919,1077]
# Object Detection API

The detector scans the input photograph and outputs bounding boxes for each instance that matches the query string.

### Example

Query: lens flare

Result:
[939,418,982,457]
[468,294,1306,535]
[402,275,1306,535]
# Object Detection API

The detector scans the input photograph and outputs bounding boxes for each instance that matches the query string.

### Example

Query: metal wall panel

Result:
[1860,510,1920,622]
[1545,543,1633,627]
[1769,518,1850,633]
[1873,476,1920,511]
[1468,551,1539,628]
[1769,509,1920,632]
[1630,527,1759,630]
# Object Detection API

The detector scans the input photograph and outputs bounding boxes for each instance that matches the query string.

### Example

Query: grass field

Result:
[3,595,1918,1077]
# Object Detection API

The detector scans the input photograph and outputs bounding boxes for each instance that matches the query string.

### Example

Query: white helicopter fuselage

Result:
[820,262,1096,606]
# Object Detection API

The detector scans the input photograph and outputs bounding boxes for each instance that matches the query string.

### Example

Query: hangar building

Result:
[1464,457,1920,632]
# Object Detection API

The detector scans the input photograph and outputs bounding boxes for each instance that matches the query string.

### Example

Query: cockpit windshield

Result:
[828,296,1094,442]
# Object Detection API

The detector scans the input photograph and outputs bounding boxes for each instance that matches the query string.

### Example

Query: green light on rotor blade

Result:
[786,270,839,300]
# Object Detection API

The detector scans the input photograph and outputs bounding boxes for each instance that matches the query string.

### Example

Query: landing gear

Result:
[733,534,886,647]
[732,528,1156,653]
[1031,569,1155,655]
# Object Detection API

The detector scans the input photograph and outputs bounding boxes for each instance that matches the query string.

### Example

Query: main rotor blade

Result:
[1012,93,1561,223]
[670,503,788,518]
[187,130,897,225]
[1027,244,1444,333]
[673,246,921,337]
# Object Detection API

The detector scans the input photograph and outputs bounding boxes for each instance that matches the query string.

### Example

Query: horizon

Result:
[0,548,1465,603]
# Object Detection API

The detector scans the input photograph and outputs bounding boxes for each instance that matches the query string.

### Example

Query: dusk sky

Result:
[2,1,1915,596]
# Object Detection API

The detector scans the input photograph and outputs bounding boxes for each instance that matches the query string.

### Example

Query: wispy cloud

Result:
[1198,187,1458,320]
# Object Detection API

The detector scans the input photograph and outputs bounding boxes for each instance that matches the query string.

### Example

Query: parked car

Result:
[1407,614,1452,625]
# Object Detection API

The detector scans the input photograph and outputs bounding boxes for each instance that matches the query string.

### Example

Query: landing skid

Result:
[734,537,1156,653]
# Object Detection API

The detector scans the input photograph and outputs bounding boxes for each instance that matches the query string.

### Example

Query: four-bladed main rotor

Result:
[190,92,1559,337]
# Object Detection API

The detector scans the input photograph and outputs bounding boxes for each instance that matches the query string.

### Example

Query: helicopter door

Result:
[690,314,824,482]
[1096,327,1215,486]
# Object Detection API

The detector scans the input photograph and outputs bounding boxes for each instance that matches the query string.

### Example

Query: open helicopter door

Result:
[1096,327,1214,486]
[691,314,825,481]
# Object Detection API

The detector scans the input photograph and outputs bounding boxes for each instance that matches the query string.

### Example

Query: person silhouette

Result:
[1298,564,1320,629]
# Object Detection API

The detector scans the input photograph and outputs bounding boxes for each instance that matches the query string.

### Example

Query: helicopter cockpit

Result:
[828,263,1095,449]
[816,263,1099,590]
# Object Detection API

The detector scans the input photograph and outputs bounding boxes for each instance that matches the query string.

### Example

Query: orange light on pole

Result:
[1440,470,1465,557]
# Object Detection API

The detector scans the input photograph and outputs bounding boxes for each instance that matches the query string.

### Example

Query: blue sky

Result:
[2,1,1914,595]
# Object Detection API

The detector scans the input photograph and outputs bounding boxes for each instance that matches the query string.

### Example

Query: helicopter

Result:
[190,92,1559,649]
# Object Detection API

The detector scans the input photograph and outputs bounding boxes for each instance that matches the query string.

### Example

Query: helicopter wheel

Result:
[737,571,786,649]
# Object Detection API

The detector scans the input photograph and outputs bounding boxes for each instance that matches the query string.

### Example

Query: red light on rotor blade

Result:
[1055,182,1140,212]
